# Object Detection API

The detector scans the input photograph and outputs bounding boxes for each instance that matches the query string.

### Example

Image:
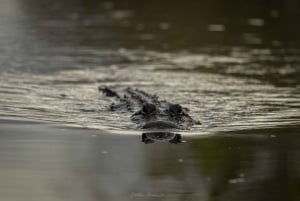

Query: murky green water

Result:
[1,118,299,201]
[0,0,299,200]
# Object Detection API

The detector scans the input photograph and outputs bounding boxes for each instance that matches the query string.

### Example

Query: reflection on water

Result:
[0,119,299,201]
[142,132,182,144]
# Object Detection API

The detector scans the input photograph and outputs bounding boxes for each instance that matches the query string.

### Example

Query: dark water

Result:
[1,118,299,201]
[0,0,299,200]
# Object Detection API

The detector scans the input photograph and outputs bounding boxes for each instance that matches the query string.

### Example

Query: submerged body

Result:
[99,86,200,131]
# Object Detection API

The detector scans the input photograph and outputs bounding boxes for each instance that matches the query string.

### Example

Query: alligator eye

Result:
[142,103,156,115]
[169,104,183,115]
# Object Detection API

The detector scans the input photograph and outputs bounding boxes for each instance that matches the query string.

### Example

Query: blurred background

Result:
[2,0,300,49]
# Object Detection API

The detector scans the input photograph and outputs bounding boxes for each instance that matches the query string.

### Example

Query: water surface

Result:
[0,0,299,200]
[0,0,299,133]
[0,118,299,201]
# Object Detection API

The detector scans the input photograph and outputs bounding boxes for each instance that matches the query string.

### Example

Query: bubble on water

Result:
[83,20,93,27]
[111,10,134,19]
[159,22,170,30]
[138,34,154,41]
[136,24,145,31]
[120,20,131,27]
[243,33,262,45]
[247,18,264,26]
[278,65,296,75]
[178,158,184,163]
[102,150,109,154]
[272,40,281,47]
[69,13,79,20]
[207,24,225,32]
[102,1,114,10]
[162,43,169,49]
[270,10,280,18]
[131,192,164,198]
[251,49,271,55]
[228,177,245,184]
[51,2,62,10]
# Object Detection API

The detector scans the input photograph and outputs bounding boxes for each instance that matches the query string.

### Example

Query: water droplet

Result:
[121,20,130,27]
[243,33,262,45]
[272,40,281,47]
[162,43,169,49]
[159,22,170,30]
[69,13,79,20]
[102,2,114,10]
[111,10,134,20]
[228,177,245,184]
[247,18,264,26]
[102,150,109,154]
[207,24,225,32]
[270,10,280,18]
[136,24,145,31]
[138,34,154,41]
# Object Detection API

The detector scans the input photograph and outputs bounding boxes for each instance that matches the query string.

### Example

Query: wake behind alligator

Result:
[99,86,201,131]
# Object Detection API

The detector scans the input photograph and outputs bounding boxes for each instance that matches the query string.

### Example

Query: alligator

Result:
[99,86,200,131]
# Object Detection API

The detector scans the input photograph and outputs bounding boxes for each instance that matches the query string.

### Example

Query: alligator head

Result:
[131,102,199,130]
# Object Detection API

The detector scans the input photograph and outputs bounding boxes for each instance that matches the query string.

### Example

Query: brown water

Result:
[0,0,299,200]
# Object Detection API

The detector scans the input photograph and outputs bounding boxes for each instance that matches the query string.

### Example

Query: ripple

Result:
[0,48,299,135]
